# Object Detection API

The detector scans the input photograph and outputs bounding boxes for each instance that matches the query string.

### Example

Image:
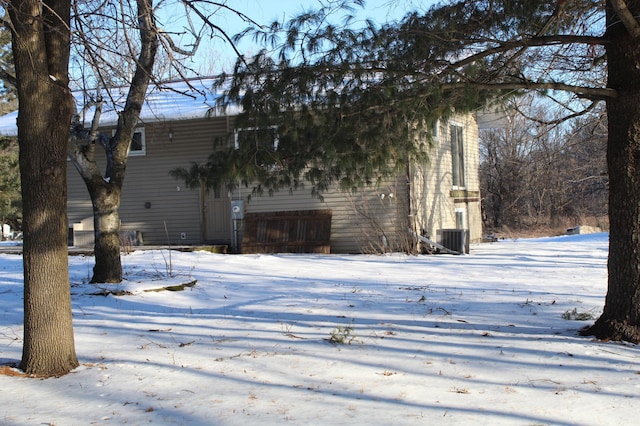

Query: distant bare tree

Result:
[481,97,607,234]
[561,110,609,224]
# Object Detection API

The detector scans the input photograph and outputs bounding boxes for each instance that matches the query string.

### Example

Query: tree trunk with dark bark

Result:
[581,1,640,343]
[8,0,79,376]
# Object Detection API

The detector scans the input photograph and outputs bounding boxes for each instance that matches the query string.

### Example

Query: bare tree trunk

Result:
[90,184,123,283]
[582,1,640,342]
[8,0,79,376]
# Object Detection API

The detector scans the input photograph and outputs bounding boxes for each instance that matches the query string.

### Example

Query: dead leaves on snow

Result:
[0,364,23,377]
[90,280,197,296]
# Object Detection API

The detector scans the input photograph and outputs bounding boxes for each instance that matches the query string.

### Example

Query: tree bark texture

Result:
[583,0,640,342]
[90,182,123,283]
[8,0,79,376]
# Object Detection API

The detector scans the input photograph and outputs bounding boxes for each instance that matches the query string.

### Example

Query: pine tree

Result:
[0,22,17,114]
[0,136,21,232]
[0,23,20,232]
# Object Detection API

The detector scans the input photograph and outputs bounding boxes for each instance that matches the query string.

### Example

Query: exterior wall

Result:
[409,114,482,246]
[463,114,483,243]
[237,175,410,253]
[67,111,481,252]
[67,116,234,246]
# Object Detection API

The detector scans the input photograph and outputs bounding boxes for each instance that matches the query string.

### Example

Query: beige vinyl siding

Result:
[67,116,233,245]
[239,175,409,253]
[409,114,482,245]
[67,110,481,251]
[461,114,482,243]
[409,119,453,241]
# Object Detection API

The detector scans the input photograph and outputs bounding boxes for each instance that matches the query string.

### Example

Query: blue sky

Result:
[234,0,435,26]
[162,0,439,73]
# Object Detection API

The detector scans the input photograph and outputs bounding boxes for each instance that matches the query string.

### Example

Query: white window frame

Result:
[234,126,279,151]
[113,128,146,156]
[431,119,440,140]
[450,123,465,189]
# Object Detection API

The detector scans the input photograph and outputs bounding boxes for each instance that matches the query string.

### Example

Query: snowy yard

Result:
[1,233,638,425]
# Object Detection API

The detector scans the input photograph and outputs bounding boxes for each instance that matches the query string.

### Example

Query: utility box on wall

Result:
[231,199,245,220]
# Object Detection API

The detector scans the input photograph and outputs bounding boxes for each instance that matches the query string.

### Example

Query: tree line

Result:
[480,96,608,236]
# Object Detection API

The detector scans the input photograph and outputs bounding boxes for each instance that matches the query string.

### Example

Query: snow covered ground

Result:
[0,233,638,425]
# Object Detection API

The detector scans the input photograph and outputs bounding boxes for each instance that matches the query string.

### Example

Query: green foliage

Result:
[0,19,17,113]
[562,308,596,321]
[0,136,21,231]
[203,0,604,196]
[169,149,236,192]
[328,322,356,345]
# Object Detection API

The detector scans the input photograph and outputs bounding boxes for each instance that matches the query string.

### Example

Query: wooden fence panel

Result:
[242,210,332,254]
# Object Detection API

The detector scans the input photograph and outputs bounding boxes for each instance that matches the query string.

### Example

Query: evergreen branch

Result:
[440,81,616,101]
[0,69,16,89]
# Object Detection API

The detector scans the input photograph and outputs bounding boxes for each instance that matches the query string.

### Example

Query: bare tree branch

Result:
[441,81,616,101]
[110,0,158,184]
[0,68,16,87]
[158,29,201,56]
[610,0,640,38]
[440,34,605,76]
[180,0,267,66]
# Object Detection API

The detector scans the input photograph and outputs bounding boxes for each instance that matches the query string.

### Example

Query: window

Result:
[234,126,279,151]
[129,128,146,156]
[113,128,146,156]
[450,124,465,187]
[234,126,281,172]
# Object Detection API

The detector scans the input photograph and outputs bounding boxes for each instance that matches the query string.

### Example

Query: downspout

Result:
[466,198,470,253]
[200,178,207,243]
[406,159,415,253]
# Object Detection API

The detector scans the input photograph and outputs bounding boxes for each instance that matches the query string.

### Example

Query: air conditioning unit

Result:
[439,229,469,254]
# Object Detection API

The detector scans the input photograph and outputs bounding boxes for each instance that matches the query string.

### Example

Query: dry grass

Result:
[0,364,24,377]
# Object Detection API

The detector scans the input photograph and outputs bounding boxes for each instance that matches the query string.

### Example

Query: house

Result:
[0,78,482,254]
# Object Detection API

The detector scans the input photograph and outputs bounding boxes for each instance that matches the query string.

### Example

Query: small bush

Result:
[328,323,356,345]
[562,308,595,321]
